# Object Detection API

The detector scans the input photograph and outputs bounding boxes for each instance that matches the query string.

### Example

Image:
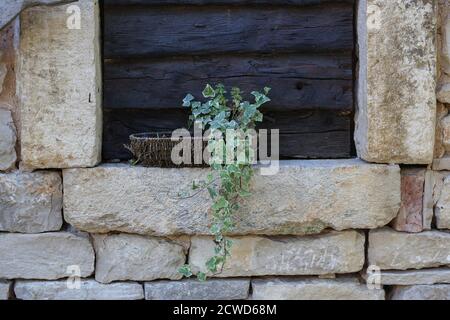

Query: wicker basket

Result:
[126,132,208,168]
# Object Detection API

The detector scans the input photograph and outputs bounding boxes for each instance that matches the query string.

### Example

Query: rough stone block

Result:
[0,109,16,171]
[0,170,62,233]
[18,0,101,169]
[391,168,425,233]
[363,268,450,286]
[63,160,400,236]
[0,0,73,30]
[435,174,450,229]
[189,231,365,277]
[14,279,144,300]
[252,277,385,300]
[144,279,250,300]
[0,232,94,280]
[0,281,11,300]
[369,228,450,270]
[356,0,437,164]
[391,285,450,300]
[93,233,187,284]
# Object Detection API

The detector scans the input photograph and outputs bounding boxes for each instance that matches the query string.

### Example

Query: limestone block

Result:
[0,109,16,171]
[15,279,144,300]
[369,228,450,270]
[93,233,187,284]
[63,160,400,236]
[356,0,437,164]
[0,0,73,30]
[391,285,450,300]
[189,231,365,277]
[0,281,11,300]
[0,232,94,279]
[363,268,450,285]
[0,170,62,233]
[144,279,250,300]
[18,0,101,169]
[252,277,385,300]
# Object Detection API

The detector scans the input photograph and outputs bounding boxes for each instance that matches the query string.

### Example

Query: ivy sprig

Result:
[179,84,271,281]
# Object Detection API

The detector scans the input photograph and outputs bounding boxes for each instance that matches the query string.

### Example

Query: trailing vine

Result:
[178,84,271,281]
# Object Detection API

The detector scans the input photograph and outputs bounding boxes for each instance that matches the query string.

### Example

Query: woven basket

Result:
[126,132,208,168]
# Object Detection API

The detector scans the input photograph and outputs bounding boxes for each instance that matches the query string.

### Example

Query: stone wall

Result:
[0,0,449,300]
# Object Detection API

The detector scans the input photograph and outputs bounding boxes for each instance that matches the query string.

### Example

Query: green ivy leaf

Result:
[182,94,194,107]
[202,84,216,98]
[197,272,207,282]
[178,264,193,278]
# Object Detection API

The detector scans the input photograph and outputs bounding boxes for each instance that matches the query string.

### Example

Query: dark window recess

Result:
[102,0,355,160]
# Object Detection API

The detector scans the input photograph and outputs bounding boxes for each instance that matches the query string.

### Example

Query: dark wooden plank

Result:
[104,54,353,111]
[102,108,352,160]
[104,4,354,58]
[105,0,355,5]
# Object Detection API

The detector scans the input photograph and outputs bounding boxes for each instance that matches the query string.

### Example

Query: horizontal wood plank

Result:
[104,4,354,58]
[102,108,352,160]
[104,54,353,111]
[105,0,355,6]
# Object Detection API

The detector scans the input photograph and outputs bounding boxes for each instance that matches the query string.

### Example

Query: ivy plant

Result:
[178,84,271,281]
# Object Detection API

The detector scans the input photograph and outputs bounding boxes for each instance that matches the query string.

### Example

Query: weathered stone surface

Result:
[18,0,101,169]
[438,79,450,104]
[93,233,187,284]
[437,0,450,104]
[363,268,450,285]
[391,168,425,233]
[0,232,94,280]
[0,171,62,233]
[252,277,385,300]
[0,0,73,30]
[422,170,435,230]
[434,103,448,159]
[144,279,250,300]
[189,231,365,277]
[63,160,400,236]
[0,63,6,93]
[368,228,450,270]
[15,279,144,300]
[391,285,450,300]
[0,109,16,171]
[441,115,450,152]
[0,281,11,300]
[440,0,450,75]
[356,0,437,164]
[436,175,450,229]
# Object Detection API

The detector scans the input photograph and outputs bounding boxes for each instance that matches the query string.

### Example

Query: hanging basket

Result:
[126,132,208,168]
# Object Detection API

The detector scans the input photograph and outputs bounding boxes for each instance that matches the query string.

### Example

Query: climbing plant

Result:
[178,84,271,281]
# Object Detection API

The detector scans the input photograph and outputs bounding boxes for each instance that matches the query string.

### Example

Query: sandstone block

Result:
[0,232,94,279]
[364,268,450,286]
[15,279,144,300]
[189,231,365,277]
[18,0,101,169]
[144,279,250,300]
[391,285,450,300]
[93,233,187,284]
[356,0,437,164]
[63,160,400,236]
[435,175,450,229]
[369,228,450,270]
[0,170,62,233]
[0,109,16,171]
[252,277,384,300]
[0,281,11,300]
[391,168,425,233]
[0,0,73,29]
